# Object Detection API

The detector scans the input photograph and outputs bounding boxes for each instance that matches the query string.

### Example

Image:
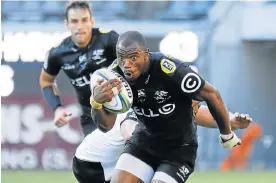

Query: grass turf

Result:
[2,170,276,183]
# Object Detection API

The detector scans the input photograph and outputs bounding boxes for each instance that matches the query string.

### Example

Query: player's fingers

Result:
[245,114,252,121]
[234,112,240,118]
[106,79,121,88]
[55,120,66,128]
[117,83,123,92]
[240,114,246,119]
[56,117,67,124]
[112,87,119,96]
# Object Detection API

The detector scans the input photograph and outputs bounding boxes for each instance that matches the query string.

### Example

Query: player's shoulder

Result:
[150,52,189,75]
[48,36,72,58]
[108,59,119,70]
[93,28,119,37]
[108,60,125,77]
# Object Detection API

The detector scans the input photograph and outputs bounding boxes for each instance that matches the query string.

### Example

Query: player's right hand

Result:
[92,78,122,104]
[219,132,241,148]
[54,107,72,128]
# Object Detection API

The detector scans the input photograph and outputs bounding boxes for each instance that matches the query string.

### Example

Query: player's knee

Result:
[111,170,144,183]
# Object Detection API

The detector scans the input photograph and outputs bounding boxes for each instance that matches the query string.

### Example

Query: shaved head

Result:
[116,31,146,50]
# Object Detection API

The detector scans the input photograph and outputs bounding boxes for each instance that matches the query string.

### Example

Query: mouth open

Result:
[124,71,133,78]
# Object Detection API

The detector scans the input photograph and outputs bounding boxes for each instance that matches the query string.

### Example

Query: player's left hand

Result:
[219,132,241,148]
[230,113,252,130]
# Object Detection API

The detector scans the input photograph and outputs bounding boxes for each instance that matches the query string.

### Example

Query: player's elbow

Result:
[39,69,55,88]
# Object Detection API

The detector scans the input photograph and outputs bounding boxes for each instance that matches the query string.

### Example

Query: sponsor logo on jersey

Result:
[176,165,190,182]
[92,49,107,65]
[181,72,202,93]
[154,91,171,104]
[161,59,176,74]
[70,74,93,87]
[133,103,175,118]
[79,54,87,63]
[137,89,146,103]
[145,74,150,84]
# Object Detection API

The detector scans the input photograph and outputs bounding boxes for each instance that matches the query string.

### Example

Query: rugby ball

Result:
[90,68,133,114]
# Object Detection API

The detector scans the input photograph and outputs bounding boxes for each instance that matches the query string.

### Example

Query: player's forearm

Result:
[195,105,238,130]
[91,108,117,133]
[204,90,231,134]
[40,81,62,112]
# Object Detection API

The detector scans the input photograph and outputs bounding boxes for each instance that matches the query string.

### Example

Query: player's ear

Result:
[90,17,95,26]
[145,48,150,58]
[64,19,69,28]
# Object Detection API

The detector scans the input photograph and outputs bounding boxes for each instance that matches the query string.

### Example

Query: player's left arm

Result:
[193,102,252,130]
[164,58,241,148]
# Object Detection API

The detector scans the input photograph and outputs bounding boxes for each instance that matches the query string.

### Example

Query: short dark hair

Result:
[117,31,146,49]
[65,1,92,20]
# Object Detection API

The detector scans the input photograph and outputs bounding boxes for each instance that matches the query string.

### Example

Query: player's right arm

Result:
[162,56,241,148]
[39,49,71,127]
[90,78,122,132]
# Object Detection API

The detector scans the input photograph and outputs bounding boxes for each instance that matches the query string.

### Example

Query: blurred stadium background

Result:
[1,0,276,182]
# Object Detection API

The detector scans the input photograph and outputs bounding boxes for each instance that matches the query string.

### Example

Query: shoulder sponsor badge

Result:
[99,28,112,34]
[160,59,176,74]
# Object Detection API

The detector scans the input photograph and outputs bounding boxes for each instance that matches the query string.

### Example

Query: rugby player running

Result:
[91,31,242,183]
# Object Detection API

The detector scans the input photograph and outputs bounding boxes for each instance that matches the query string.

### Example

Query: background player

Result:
[91,31,242,183]
[39,1,119,136]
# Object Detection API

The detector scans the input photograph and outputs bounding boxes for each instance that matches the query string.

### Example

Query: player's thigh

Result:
[72,156,106,183]
[152,162,194,183]
[114,141,156,183]
[80,115,97,137]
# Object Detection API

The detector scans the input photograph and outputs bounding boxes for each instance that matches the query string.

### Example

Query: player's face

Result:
[117,47,149,82]
[65,8,94,48]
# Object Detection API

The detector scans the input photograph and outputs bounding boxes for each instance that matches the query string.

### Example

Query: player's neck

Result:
[73,34,92,48]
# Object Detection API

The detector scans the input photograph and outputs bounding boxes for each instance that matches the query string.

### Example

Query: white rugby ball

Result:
[90,68,133,114]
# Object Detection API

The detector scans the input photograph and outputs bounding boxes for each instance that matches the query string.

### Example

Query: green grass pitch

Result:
[2,171,276,183]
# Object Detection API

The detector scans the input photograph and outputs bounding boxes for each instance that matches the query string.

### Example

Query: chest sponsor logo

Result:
[70,73,93,87]
[133,103,175,118]
[154,91,171,104]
